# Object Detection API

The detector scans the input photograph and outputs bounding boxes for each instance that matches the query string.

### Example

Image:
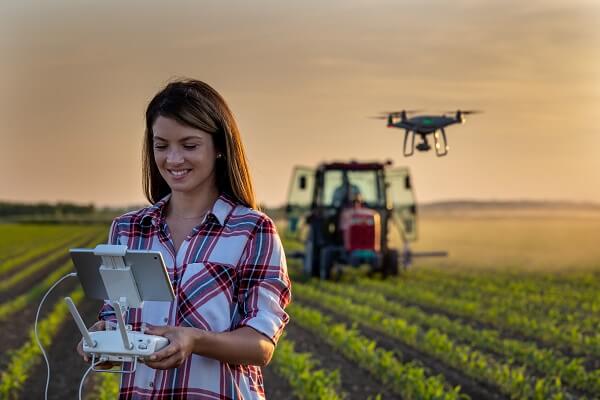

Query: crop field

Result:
[0,217,599,399]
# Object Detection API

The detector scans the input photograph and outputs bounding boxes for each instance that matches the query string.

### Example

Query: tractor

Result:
[286,160,424,279]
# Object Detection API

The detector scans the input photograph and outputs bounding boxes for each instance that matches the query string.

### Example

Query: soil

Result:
[262,363,296,399]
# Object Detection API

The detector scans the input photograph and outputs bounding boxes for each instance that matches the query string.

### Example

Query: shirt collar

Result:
[139,192,236,228]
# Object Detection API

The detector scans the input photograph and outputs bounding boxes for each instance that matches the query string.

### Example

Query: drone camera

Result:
[416,142,431,152]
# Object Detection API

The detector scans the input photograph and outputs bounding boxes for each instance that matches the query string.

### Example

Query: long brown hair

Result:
[142,79,257,209]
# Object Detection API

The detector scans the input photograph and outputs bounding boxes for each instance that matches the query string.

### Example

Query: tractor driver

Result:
[330,174,362,244]
[332,173,361,208]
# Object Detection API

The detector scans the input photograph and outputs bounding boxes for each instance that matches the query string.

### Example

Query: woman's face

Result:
[152,116,218,196]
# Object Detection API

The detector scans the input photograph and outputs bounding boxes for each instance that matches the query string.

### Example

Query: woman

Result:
[78,79,291,399]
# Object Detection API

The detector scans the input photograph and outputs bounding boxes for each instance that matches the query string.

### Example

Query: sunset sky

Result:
[1,0,599,207]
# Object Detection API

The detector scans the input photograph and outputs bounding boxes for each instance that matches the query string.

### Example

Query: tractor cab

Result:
[286,160,417,279]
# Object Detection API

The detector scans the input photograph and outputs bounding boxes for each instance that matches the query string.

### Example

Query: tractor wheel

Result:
[303,228,321,278]
[382,249,399,277]
[319,246,336,280]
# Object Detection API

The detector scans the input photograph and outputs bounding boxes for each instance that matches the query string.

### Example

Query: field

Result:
[0,215,599,399]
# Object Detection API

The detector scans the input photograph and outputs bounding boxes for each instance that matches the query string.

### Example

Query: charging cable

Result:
[34,272,77,400]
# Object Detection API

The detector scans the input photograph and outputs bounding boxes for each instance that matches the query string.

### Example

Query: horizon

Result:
[3,197,600,211]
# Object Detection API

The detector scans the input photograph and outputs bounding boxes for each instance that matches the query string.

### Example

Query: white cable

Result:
[34,272,78,400]
[79,361,99,400]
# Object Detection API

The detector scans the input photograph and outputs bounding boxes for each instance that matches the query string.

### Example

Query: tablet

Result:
[69,248,175,302]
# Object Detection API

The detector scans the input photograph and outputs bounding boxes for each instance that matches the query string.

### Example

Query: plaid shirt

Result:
[99,193,291,399]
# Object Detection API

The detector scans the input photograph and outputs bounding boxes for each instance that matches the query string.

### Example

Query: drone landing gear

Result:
[402,129,449,157]
[433,128,449,157]
[403,130,415,156]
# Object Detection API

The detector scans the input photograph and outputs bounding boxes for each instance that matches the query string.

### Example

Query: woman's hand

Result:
[76,320,119,369]
[143,325,200,370]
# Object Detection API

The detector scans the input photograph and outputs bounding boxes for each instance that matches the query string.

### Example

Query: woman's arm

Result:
[143,325,274,369]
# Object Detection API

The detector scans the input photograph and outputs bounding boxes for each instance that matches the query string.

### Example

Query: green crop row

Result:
[405,269,600,316]
[0,225,80,256]
[355,277,600,359]
[0,227,96,276]
[0,230,104,293]
[0,231,107,322]
[313,279,600,396]
[288,303,465,400]
[293,282,570,400]
[89,371,120,399]
[0,288,84,399]
[395,271,599,334]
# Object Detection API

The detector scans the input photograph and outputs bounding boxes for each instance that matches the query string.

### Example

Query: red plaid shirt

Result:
[99,193,291,399]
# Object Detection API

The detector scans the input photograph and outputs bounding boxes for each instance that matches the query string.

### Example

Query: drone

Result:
[373,110,481,157]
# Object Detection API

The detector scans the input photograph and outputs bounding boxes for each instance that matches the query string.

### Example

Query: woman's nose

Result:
[166,149,185,164]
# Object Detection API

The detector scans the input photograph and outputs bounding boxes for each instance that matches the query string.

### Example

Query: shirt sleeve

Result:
[97,218,120,322]
[235,215,292,345]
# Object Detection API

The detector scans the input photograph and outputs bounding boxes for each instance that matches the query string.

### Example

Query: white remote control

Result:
[66,296,169,368]
[83,330,169,362]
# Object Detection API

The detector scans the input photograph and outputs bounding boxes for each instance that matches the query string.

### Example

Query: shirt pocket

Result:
[176,262,237,332]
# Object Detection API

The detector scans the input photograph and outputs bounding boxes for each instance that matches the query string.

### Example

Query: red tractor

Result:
[286,160,422,279]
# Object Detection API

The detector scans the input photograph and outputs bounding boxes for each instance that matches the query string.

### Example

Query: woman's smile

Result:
[168,168,192,179]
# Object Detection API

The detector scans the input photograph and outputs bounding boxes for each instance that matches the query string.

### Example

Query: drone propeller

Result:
[444,110,483,115]
[382,109,423,117]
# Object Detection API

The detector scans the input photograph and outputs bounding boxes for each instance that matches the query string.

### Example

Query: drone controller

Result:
[83,331,169,362]
[67,245,175,373]
[82,330,169,362]
[66,297,169,372]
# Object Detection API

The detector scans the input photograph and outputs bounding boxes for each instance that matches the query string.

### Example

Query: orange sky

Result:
[1,1,599,207]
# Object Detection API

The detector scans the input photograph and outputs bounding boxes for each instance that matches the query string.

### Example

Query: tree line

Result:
[0,201,95,217]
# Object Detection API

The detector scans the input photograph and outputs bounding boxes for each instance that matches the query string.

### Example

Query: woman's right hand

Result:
[77,320,119,369]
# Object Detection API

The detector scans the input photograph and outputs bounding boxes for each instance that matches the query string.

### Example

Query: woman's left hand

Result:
[143,325,200,370]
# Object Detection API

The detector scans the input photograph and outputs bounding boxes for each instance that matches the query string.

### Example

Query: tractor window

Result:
[386,167,417,241]
[322,170,383,207]
[286,167,315,213]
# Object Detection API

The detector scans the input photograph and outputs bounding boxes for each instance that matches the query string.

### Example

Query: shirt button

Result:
[163,318,168,323]
[149,382,154,388]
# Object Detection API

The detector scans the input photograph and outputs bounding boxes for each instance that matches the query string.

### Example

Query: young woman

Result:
[78,79,291,399]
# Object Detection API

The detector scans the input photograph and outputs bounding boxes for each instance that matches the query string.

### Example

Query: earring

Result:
[217,153,224,159]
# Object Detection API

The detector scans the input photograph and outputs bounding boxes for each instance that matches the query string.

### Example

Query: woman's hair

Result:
[143,78,257,209]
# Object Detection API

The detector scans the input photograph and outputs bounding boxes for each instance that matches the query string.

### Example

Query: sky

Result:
[1,0,599,207]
